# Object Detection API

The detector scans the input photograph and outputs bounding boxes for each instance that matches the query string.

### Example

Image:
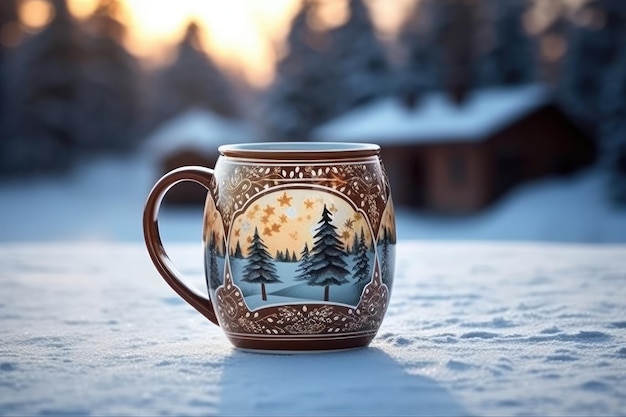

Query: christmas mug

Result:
[143,142,396,352]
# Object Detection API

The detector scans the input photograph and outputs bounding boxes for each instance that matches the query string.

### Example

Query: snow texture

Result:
[313,84,549,144]
[0,242,625,416]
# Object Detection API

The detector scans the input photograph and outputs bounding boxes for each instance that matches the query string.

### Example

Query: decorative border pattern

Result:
[211,158,390,237]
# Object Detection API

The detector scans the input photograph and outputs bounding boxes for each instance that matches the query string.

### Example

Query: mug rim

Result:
[218,142,380,159]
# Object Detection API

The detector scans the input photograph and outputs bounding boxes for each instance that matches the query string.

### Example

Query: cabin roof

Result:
[313,84,550,145]
[144,108,253,158]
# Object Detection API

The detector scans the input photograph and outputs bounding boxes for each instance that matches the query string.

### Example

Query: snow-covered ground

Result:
[0,154,624,243]
[1,242,624,416]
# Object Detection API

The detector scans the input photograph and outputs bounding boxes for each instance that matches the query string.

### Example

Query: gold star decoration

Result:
[279,214,288,224]
[263,205,275,216]
[277,192,293,207]
[304,199,314,210]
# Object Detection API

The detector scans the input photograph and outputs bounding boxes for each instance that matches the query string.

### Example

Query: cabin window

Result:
[448,153,467,186]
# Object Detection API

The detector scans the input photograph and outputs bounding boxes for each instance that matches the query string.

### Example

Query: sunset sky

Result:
[228,189,373,258]
[17,0,588,87]
[17,0,415,86]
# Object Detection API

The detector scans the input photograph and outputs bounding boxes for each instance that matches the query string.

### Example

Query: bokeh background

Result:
[0,0,624,243]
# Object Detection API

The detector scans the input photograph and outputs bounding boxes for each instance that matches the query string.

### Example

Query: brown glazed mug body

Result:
[143,142,396,352]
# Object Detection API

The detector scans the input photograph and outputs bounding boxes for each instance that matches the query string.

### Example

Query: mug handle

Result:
[143,166,219,326]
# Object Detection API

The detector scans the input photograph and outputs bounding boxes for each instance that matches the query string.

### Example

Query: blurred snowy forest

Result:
[0,0,625,205]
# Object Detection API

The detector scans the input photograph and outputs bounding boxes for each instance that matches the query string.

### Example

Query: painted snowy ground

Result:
[0,154,625,243]
[227,256,374,309]
[0,243,624,416]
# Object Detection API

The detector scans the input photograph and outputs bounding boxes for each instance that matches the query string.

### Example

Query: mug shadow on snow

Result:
[216,347,466,416]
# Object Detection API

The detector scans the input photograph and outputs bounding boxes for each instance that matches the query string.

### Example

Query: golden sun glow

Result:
[22,0,590,87]
[23,0,421,86]
[117,0,301,87]
[19,0,55,31]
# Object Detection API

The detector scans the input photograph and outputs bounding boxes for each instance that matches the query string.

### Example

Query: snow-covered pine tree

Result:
[76,0,141,151]
[600,42,626,205]
[559,0,626,133]
[152,22,239,127]
[295,242,312,281]
[262,0,335,141]
[327,0,391,115]
[0,0,19,122]
[352,227,370,284]
[398,0,479,105]
[307,205,350,301]
[477,0,536,87]
[1,0,83,174]
[439,0,480,104]
[242,227,281,301]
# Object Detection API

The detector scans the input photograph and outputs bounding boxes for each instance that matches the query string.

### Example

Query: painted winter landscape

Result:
[204,188,395,311]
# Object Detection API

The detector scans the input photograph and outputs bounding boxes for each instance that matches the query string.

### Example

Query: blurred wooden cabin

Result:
[314,85,595,214]
[144,108,253,205]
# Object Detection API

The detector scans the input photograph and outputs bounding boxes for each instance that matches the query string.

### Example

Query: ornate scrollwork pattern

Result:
[213,159,389,236]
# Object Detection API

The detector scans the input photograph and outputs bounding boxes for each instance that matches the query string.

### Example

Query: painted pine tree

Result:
[380,227,390,285]
[353,227,371,284]
[307,205,350,301]
[208,231,221,289]
[242,227,281,301]
[351,233,360,255]
[295,242,312,281]
[233,240,243,259]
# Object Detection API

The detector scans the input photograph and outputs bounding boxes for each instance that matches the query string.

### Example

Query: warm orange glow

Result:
[367,0,415,39]
[67,0,99,19]
[54,0,595,88]
[117,0,301,87]
[19,0,54,31]
[50,0,426,87]
[311,0,349,31]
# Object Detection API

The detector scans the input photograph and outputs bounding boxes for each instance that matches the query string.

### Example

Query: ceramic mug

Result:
[143,142,396,352]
